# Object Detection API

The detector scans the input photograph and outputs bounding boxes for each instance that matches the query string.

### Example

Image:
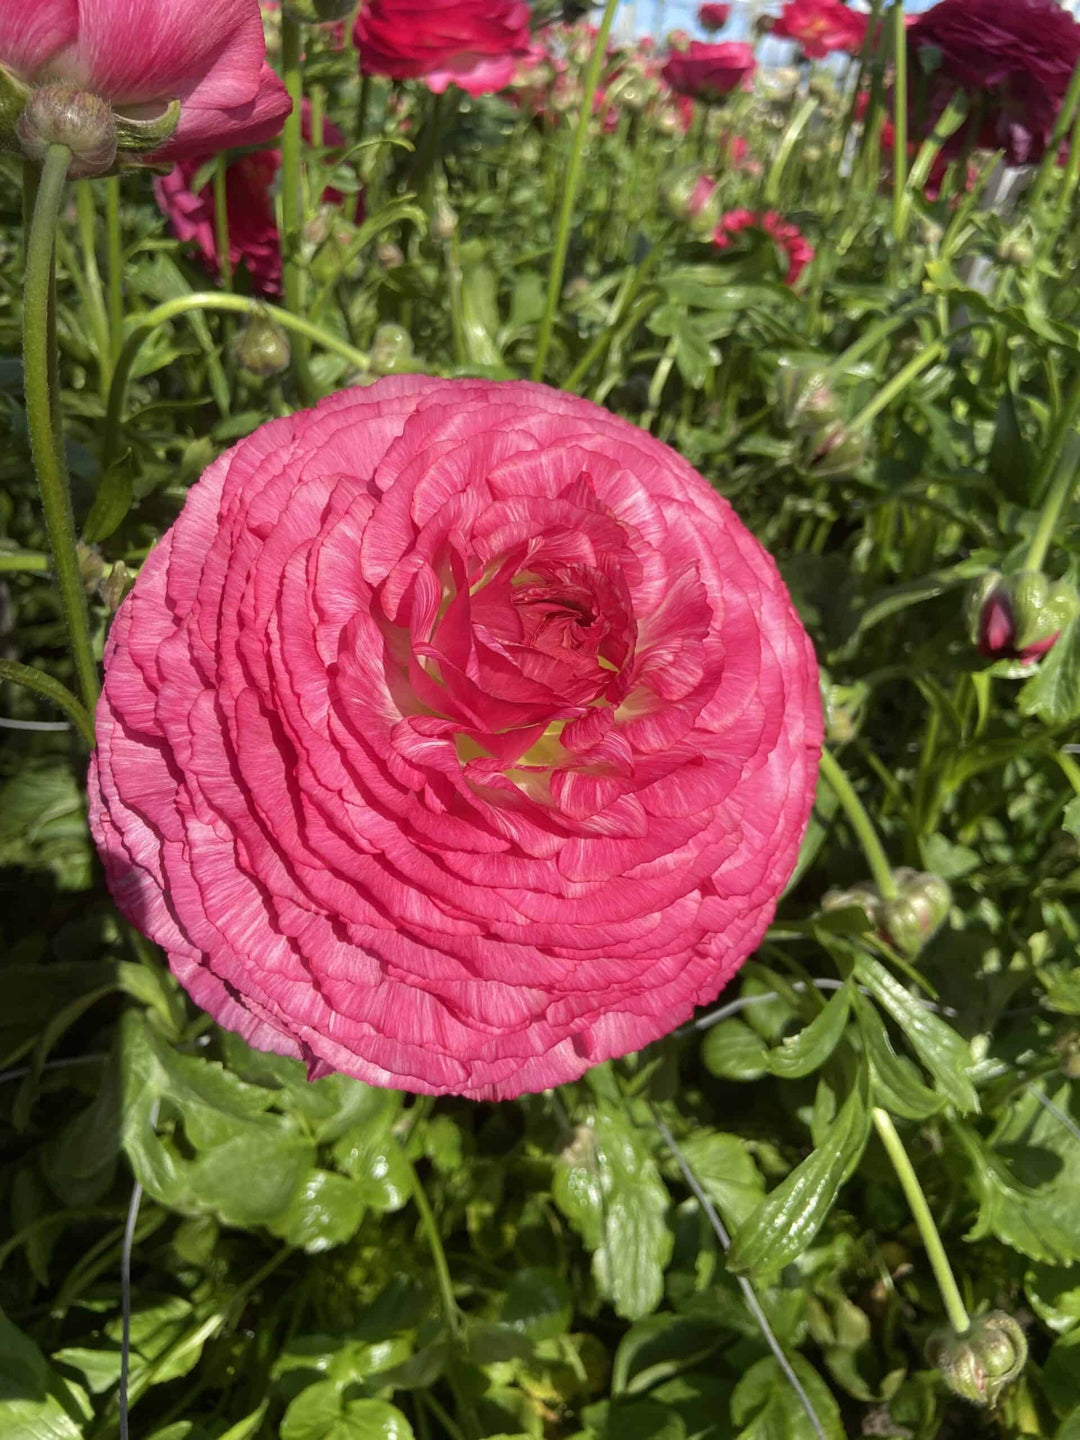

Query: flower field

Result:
[4,1,1080,1437]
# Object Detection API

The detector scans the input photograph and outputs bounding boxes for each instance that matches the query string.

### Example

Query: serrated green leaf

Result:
[729,1081,870,1277]
[854,955,979,1113]
[281,1385,414,1440]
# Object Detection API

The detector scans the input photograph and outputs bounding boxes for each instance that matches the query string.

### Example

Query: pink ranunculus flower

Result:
[0,0,291,161]
[714,208,814,286]
[662,40,755,103]
[154,104,359,296]
[771,0,867,59]
[354,0,532,97]
[89,379,822,1101]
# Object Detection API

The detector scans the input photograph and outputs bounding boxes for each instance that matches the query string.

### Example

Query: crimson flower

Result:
[154,104,359,297]
[714,209,814,286]
[0,0,290,160]
[662,41,755,103]
[907,0,1080,166]
[354,0,532,97]
[771,0,867,59]
[89,379,822,1101]
[698,3,730,32]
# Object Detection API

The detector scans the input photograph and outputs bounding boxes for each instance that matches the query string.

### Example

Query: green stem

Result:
[564,223,676,394]
[1032,366,1080,508]
[23,144,100,714]
[0,550,50,573]
[355,71,372,147]
[1025,431,1080,574]
[818,747,898,900]
[103,293,371,466]
[531,0,621,382]
[213,154,233,290]
[846,337,947,435]
[280,13,313,401]
[75,181,112,388]
[1030,54,1080,212]
[105,175,123,361]
[895,92,969,242]
[445,237,467,368]
[872,1108,970,1335]
[824,302,933,379]
[765,96,817,207]
[0,658,95,746]
[1050,99,1080,252]
[890,1,907,242]
[407,1157,459,1337]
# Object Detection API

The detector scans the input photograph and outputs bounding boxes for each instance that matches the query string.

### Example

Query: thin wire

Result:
[677,976,961,1038]
[120,1098,158,1440]
[0,716,71,731]
[1028,1081,1080,1146]
[0,1053,109,1085]
[650,1104,827,1440]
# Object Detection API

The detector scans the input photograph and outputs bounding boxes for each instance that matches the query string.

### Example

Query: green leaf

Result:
[1019,617,1080,726]
[728,1081,870,1277]
[268,1170,366,1253]
[987,389,1032,506]
[281,1385,415,1440]
[552,1102,673,1320]
[851,991,944,1121]
[731,1354,843,1440]
[854,955,979,1113]
[767,980,853,1079]
[701,1019,770,1081]
[81,447,134,544]
[501,1268,572,1341]
[1064,797,1080,842]
[611,1315,726,1397]
[0,1308,88,1440]
[674,1131,766,1229]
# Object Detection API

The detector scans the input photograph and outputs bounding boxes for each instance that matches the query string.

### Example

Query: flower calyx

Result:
[822,867,951,958]
[12,80,181,178]
[927,1311,1027,1408]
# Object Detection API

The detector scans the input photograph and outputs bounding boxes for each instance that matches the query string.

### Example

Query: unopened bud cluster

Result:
[823,868,951,958]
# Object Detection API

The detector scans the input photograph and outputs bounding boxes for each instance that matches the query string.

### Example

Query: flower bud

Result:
[77,541,106,593]
[928,1312,1027,1408]
[432,195,458,240]
[811,421,866,479]
[101,561,135,614]
[655,105,681,136]
[282,0,355,19]
[370,323,414,376]
[966,569,1079,663]
[822,881,880,929]
[17,85,117,179]
[232,311,291,378]
[879,869,951,958]
[821,673,868,744]
[662,166,720,237]
[377,241,404,269]
[777,365,844,435]
[666,28,692,51]
[997,234,1033,267]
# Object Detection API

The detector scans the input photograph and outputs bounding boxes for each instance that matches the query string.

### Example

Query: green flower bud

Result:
[928,1312,1027,1408]
[879,868,951,958]
[370,323,414,376]
[17,84,117,179]
[811,421,866,479]
[997,234,1033,267]
[776,365,843,435]
[76,541,106,593]
[232,310,291,378]
[432,195,458,241]
[821,672,869,744]
[821,882,881,929]
[377,241,404,269]
[100,561,135,614]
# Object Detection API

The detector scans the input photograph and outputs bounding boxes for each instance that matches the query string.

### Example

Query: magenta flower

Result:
[0,0,290,161]
[89,379,822,1101]
[354,0,532,98]
[714,209,815,286]
[698,3,730,32]
[661,41,755,103]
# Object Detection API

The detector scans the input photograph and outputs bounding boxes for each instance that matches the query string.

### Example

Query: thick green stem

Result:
[280,14,313,401]
[23,144,100,715]
[103,293,371,466]
[1032,366,1080,508]
[408,1159,459,1336]
[0,551,50,573]
[890,1,907,241]
[895,92,968,242]
[213,154,233,290]
[105,175,123,361]
[0,658,95,746]
[818,748,898,901]
[1030,55,1080,212]
[846,337,947,435]
[532,0,621,382]
[1025,432,1080,574]
[872,1108,970,1335]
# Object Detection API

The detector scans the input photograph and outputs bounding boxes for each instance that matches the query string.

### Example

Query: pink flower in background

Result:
[154,105,358,296]
[0,0,291,160]
[354,0,532,97]
[714,209,815,285]
[698,3,730,32]
[89,378,822,1101]
[771,0,867,59]
[662,41,756,103]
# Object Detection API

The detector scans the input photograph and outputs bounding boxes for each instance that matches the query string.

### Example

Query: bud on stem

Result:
[18,85,117,179]
[928,1312,1027,1408]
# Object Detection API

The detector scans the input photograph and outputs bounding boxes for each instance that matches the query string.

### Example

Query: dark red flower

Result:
[907,0,1080,166]
[662,40,755,103]
[771,0,867,59]
[354,0,532,97]
[698,3,730,33]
